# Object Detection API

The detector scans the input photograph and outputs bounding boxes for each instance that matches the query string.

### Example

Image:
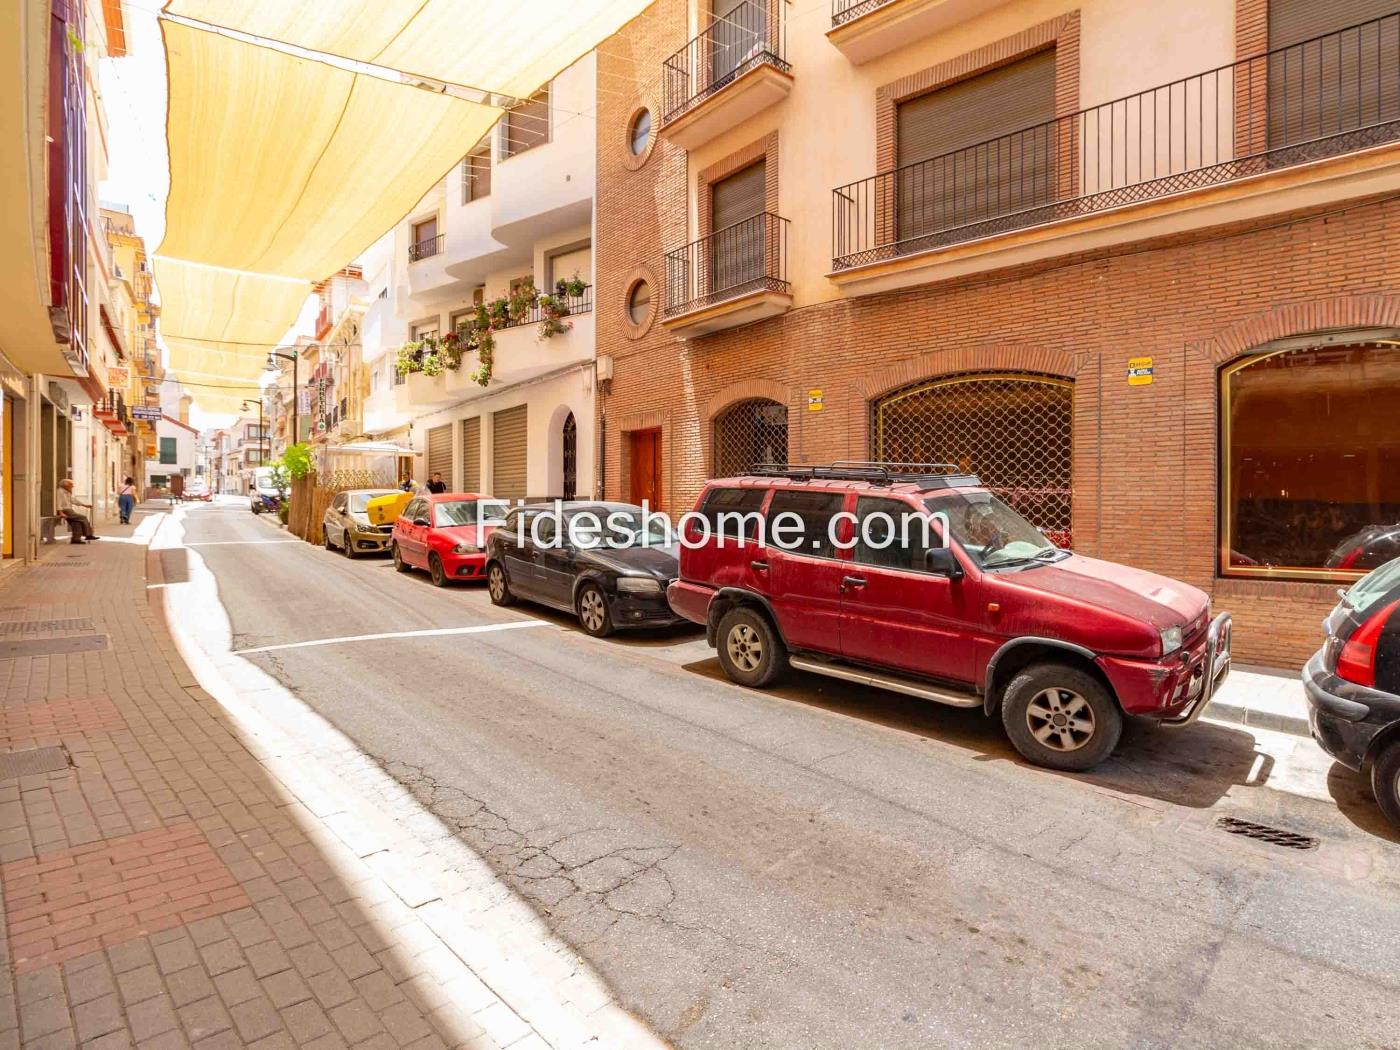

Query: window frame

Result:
[765,489,849,561]
[850,495,948,576]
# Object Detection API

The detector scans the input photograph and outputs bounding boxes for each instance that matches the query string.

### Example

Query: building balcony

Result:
[364,386,412,436]
[408,233,444,263]
[659,2,792,151]
[827,0,1006,65]
[830,11,1400,295]
[663,213,791,337]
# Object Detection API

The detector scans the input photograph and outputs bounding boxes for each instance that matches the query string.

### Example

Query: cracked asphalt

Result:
[184,502,1400,1049]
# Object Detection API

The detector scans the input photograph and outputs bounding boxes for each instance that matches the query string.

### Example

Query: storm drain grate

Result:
[0,635,109,660]
[0,746,71,780]
[0,618,94,636]
[1216,817,1319,851]
[33,562,91,568]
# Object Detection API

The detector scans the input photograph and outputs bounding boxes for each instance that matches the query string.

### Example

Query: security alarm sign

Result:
[808,389,824,412]
[1127,356,1154,386]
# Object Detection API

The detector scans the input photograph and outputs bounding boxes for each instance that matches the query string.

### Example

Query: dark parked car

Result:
[323,488,399,557]
[1304,556,1400,828]
[486,502,685,637]
[667,464,1231,772]
[1325,523,1400,573]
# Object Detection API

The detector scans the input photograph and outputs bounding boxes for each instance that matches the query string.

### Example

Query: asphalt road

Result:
[179,501,1400,1050]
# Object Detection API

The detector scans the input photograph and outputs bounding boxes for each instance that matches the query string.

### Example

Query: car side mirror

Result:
[924,547,964,580]
[414,517,431,527]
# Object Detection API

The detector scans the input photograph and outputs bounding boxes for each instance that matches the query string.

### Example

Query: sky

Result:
[97,2,318,431]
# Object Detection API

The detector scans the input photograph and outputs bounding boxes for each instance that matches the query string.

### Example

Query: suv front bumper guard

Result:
[1159,612,1232,728]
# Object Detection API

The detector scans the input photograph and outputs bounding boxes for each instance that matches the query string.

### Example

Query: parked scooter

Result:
[251,491,282,515]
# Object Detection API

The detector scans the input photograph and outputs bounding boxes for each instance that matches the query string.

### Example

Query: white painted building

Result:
[364,53,598,503]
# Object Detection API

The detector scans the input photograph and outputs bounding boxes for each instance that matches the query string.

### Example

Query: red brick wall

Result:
[595,0,1400,669]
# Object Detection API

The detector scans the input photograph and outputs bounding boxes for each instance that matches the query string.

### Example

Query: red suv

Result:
[667,464,1231,771]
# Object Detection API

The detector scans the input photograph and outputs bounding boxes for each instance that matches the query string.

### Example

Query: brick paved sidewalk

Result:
[0,506,658,1050]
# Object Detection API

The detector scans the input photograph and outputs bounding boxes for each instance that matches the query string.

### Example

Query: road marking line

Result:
[234,620,547,655]
[186,540,302,546]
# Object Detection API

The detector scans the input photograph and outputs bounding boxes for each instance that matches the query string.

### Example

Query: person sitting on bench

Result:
[56,479,98,544]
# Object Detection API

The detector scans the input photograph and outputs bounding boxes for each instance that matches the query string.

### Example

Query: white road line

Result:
[186,540,302,546]
[234,620,547,655]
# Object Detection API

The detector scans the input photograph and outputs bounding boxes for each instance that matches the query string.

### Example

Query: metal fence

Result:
[408,233,444,262]
[713,398,789,476]
[833,12,1400,269]
[661,1,789,125]
[831,0,892,29]
[664,212,790,319]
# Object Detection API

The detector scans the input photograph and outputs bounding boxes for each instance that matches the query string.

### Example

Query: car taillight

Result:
[1336,598,1400,687]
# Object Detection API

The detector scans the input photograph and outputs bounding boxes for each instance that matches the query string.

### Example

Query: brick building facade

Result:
[595,0,1400,668]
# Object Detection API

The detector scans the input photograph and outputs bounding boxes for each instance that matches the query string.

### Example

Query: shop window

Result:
[1222,340,1400,578]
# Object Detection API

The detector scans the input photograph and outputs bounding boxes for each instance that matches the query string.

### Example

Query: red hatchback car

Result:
[391,493,510,587]
[667,464,1232,771]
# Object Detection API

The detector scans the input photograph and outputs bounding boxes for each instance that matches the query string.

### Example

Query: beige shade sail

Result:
[165,0,650,98]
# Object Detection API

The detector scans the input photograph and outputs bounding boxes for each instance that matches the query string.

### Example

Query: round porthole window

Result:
[629,109,652,156]
[627,280,652,326]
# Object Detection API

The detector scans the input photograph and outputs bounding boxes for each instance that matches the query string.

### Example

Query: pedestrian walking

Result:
[56,478,98,543]
[117,476,137,524]
[426,472,448,494]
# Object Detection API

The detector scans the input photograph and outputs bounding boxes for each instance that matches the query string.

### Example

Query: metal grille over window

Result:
[873,374,1073,545]
[713,398,788,477]
[562,412,577,500]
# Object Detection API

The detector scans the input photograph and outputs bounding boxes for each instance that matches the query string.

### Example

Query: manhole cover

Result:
[0,618,95,636]
[0,635,110,660]
[1216,816,1319,851]
[0,746,71,780]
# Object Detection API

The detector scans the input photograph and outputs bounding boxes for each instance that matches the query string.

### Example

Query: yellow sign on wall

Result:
[808,389,824,412]
[1127,356,1154,386]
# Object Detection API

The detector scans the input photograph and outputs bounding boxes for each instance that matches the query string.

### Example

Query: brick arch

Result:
[700,378,795,422]
[1199,294,1400,364]
[851,345,1080,403]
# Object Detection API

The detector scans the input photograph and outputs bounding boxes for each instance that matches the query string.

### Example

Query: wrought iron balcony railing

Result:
[832,11,1400,270]
[661,1,790,126]
[831,0,894,28]
[664,212,790,319]
[408,233,444,262]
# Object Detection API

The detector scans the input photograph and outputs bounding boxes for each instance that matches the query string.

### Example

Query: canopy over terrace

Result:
[155,0,654,412]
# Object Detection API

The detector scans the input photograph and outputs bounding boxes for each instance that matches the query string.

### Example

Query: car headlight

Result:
[1160,625,1183,656]
[617,576,662,594]
[452,543,481,555]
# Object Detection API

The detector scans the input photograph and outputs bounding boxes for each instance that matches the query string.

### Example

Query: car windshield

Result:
[347,491,395,513]
[568,508,672,549]
[435,500,509,527]
[925,492,1057,568]
[1344,555,1400,615]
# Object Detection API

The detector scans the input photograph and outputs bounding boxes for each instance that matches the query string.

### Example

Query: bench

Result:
[39,516,78,544]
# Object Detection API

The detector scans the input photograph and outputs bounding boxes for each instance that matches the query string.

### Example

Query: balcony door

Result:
[709,160,765,298]
[895,50,1056,247]
[709,0,764,94]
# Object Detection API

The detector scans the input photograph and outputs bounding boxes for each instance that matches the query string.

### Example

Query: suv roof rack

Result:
[745,461,983,491]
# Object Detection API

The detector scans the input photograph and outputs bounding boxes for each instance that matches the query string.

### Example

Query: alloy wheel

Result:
[726,623,764,673]
[1025,687,1095,752]
[489,566,506,601]
[579,589,607,633]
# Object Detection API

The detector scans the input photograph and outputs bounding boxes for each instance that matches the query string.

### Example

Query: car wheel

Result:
[1371,741,1400,829]
[429,553,449,587]
[487,562,514,605]
[392,543,412,574]
[324,528,335,551]
[716,606,788,688]
[576,583,614,638]
[342,532,357,559]
[1000,662,1122,772]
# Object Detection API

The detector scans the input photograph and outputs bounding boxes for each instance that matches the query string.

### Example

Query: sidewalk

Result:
[0,505,661,1050]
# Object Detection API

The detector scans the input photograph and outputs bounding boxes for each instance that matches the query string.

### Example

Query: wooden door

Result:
[628,428,662,510]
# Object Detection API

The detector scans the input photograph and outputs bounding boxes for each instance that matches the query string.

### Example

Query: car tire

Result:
[1371,741,1400,829]
[324,529,335,551]
[392,543,412,574]
[716,606,788,688]
[1000,662,1122,772]
[487,561,514,605]
[576,583,614,638]
[429,553,449,587]
[343,533,357,559]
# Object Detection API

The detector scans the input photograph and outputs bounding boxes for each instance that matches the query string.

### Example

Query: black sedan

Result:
[485,502,685,637]
[1304,555,1400,827]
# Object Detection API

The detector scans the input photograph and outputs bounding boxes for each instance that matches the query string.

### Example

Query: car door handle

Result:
[750,559,769,571]
[841,575,867,591]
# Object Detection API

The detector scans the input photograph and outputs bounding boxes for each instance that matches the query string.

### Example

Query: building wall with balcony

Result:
[596,0,1400,668]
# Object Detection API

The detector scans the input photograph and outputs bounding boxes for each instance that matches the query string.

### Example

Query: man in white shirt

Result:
[56,478,97,543]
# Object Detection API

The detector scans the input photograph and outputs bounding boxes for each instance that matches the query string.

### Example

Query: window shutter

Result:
[1268,0,1396,49]
[503,86,550,158]
[461,417,481,492]
[492,406,528,503]
[426,424,452,487]
[711,160,766,231]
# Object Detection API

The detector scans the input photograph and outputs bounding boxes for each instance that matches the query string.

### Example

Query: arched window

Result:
[561,411,577,500]
[872,373,1073,545]
[1222,339,1400,578]
[713,398,788,477]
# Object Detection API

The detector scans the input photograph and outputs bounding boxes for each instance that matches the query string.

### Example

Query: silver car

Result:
[323,489,398,558]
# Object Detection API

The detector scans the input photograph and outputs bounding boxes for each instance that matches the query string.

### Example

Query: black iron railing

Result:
[833,12,1400,270]
[662,1,789,125]
[500,286,594,330]
[408,233,444,262]
[831,0,894,28]
[664,212,790,319]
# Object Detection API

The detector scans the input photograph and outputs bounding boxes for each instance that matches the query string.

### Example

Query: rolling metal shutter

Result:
[426,424,453,488]
[1268,0,1395,48]
[711,161,766,293]
[461,417,481,492]
[711,160,766,230]
[492,406,528,503]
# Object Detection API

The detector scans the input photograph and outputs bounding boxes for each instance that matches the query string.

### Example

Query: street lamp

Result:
[266,349,299,446]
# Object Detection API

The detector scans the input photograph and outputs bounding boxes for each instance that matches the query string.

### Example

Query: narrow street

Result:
[177,502,1400,1050]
